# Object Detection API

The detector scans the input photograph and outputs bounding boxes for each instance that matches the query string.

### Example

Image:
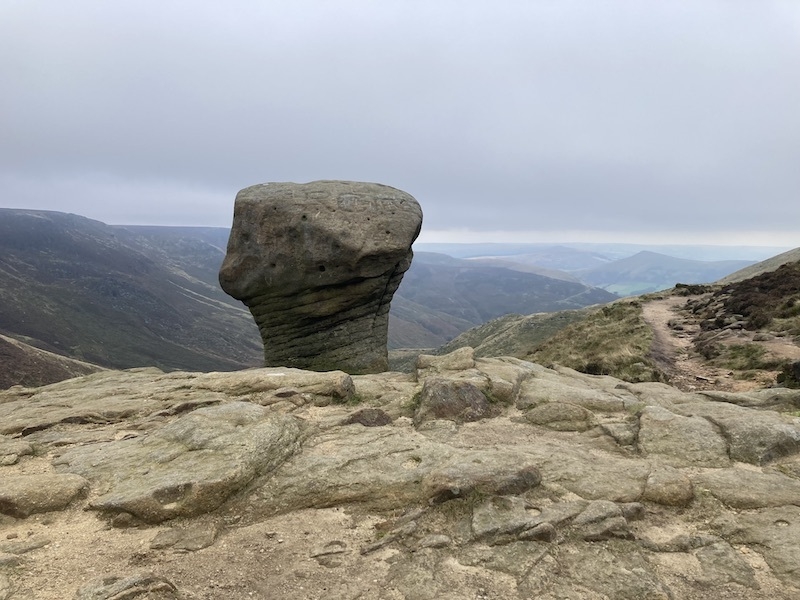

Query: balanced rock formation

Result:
[219,181,422,374]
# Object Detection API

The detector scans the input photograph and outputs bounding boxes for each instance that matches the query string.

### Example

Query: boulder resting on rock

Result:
[219,180,422,374]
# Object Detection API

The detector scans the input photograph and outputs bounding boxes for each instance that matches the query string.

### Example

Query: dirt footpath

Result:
[642,296,761,392]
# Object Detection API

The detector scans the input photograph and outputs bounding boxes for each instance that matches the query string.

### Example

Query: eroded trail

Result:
[642,296,753,392]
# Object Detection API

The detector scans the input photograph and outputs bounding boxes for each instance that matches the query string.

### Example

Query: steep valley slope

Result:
[0,210,616,387]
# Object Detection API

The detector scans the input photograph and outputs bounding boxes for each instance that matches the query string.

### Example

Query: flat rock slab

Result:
[518,540,671,600]
[245,424,542,518]
[524,439,650,503]
[525,401,596,431]
[190,367,356,406]
[0,368,222,436]
[730,506,800,587]
[55,402,302,523]
[149,520,222,551]
[0,473,87,518]
[517,372,638,412]
[638,406,730,467]
[673,401,800,465]
[693,468,800,509]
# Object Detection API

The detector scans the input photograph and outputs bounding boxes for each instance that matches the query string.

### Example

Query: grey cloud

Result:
[1,1,799,240]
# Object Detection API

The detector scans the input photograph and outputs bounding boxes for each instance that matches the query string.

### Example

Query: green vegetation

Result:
[777,362,800,389]
[403,391,423,416]
[527,301,664,383]
[674,283,715,296]
[437,309,591,359]
[710,343,786,372]
[773,314,800,340]
[720,261,800,330]
[333,392,366,406]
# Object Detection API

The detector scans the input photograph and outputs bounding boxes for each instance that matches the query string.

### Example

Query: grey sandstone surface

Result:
[219,181,422,374]
[0,349,800,598]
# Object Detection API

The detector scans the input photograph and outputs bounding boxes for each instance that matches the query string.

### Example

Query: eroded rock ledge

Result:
[1,349,800,599]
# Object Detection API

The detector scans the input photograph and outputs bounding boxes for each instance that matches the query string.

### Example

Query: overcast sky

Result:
[2,1,799,245]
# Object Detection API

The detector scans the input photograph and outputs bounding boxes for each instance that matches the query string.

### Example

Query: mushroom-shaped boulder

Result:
[219,180,422,374]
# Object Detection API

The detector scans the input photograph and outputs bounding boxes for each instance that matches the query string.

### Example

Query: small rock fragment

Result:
[642,467,695,507]
[414,377,492,426]
[150,521,221,551]
[417,534,451,549]
[75,573,180,600]
[341,408,393,427]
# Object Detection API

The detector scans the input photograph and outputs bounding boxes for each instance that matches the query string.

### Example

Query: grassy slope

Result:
[0,210,262,373]
[527,300,664,382]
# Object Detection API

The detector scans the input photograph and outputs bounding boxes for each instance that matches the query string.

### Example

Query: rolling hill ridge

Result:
[0,209,618,386]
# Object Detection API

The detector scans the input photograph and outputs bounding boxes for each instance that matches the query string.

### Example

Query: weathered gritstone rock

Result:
[693,468,800,509]
[694,541,758,588]
[0,473,88,518]
[190,367,356,406]
[517,365,642,412]
[517,541,672,600]
[0,368,182,436]
[2,349,800,599]
[637,405,731,467]
[74,574,180,600]
[524,439,651,502]
[219,180,422,374]
[0,435,33,466]
[245,425,542,517]
[700,388,800,411]
[54,402,302,523]
[673,400,800,464]
[416,347,477,373]
[413,377,493,426]
[525,401,597,431]
[642,466,695,506]
[728,506,800,587]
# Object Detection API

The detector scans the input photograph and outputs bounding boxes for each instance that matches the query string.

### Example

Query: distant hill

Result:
[0,209,263,378]
[437,250,800,386]
[577,251,753,296]
[0,211,620,385]
[418,244,770,298]
[436,309,592,359]
[717,247,800,284]
[416,242,789,263]
[462,257,580,282]
[0,333,104,389]
[416,243,612,271]
[389,252,617,347]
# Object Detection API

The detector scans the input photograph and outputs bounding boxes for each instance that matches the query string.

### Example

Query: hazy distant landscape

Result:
[416,242,779,296]
[0,208,788,386]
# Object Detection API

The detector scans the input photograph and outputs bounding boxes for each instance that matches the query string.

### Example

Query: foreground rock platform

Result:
[219,180,422,374]
[1,349,800,598]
